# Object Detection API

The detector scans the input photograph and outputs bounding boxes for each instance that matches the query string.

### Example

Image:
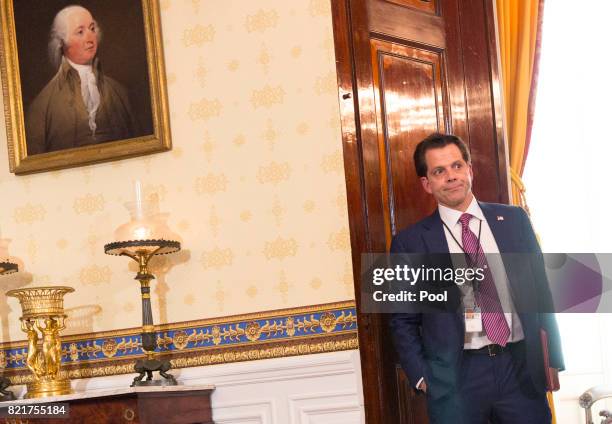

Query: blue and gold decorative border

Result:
[0,301,358,384]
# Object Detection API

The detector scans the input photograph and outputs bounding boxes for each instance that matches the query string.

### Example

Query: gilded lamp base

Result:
[25,378,72,399]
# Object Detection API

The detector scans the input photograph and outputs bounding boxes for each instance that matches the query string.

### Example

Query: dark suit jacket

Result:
[389,201,564,400]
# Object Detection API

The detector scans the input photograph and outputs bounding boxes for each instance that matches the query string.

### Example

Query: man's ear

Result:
[420,176,432,194]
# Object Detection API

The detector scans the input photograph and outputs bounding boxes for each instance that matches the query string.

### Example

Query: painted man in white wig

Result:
[26,5,137,155]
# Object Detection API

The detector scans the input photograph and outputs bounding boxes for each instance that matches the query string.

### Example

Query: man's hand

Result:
[417,380,427,393]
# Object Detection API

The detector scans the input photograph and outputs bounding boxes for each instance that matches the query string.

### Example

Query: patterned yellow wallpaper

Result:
[0,0,354,342]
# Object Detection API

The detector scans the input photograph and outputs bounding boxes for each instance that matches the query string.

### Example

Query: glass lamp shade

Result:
[107,200,181,256]
[113,213,174,242]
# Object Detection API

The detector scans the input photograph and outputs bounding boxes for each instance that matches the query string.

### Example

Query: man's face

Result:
[63,8,98,65]
[420,144,474,211]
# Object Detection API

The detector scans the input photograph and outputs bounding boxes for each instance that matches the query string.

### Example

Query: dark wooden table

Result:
[0,385,214,423]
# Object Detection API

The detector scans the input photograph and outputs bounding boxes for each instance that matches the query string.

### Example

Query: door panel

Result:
[369,2,444,47]
[371,39,446,239]
[383,0,437,15]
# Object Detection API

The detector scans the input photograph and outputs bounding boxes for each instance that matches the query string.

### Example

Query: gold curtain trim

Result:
[510,167,530,214]
[547,391,557,423]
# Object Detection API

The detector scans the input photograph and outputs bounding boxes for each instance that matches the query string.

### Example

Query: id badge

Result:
[464,307,482,332]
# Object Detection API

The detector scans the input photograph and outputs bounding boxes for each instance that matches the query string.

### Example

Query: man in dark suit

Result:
[389,133,564,423]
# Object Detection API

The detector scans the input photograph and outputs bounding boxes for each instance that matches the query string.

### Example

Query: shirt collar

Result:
[66,57,94,75]
[438,195,484,228]
[57,57,101,90]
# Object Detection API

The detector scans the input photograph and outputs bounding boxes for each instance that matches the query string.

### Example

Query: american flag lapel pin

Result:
[497,216,504,221]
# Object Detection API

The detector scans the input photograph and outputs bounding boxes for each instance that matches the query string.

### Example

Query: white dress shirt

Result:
[66,57,101,136]
[438,197,524,349]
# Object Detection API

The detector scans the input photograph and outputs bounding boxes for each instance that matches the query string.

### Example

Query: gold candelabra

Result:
[0,261,18,401]
[104,239,180,386]
[6,286,74,398]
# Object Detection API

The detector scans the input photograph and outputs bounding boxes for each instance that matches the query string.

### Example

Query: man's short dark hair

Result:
[413,133,471,177]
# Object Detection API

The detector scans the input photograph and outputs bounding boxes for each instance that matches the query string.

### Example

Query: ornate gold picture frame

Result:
[0,0,171,174]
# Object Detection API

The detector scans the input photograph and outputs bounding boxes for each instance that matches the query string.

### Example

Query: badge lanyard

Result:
[442,219,482,294]
[443,219,485,333]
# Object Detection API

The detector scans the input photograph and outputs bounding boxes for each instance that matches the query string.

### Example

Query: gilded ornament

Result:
[101,339,119,358]
[245,322,262,342]
[212,325,221,346]
[157,334,173,350]
[5,332,358,384]
[69,343,79,362]
[1,303,358,382]
[225,324,245,341]
[285,317,296,337]
[319,312,337,333]
[7,286,74,398]
[172,330,190,350]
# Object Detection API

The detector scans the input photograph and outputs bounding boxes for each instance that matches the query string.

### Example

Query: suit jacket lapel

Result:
[479,202,526,306]
[421,210,455,284]
[421,209,451,254]
[422,210,463,318]
[479,202,514,253]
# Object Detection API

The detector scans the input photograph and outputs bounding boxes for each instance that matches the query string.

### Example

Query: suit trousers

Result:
[426,343,551,424]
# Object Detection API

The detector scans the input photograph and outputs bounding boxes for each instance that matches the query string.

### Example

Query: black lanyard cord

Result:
[442,219,482,256]
[442,219,483,292]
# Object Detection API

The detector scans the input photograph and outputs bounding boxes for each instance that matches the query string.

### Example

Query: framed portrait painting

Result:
[0,0,171,174]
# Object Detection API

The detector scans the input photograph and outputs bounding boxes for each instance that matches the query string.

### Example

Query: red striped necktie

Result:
[459,213,510,346]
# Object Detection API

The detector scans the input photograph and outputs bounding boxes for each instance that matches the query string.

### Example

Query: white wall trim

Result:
[289,390,362,424]
[213,399,276,424]
[10,350,365,424]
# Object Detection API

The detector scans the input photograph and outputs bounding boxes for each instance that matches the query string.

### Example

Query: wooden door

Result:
[331,0,510,422]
